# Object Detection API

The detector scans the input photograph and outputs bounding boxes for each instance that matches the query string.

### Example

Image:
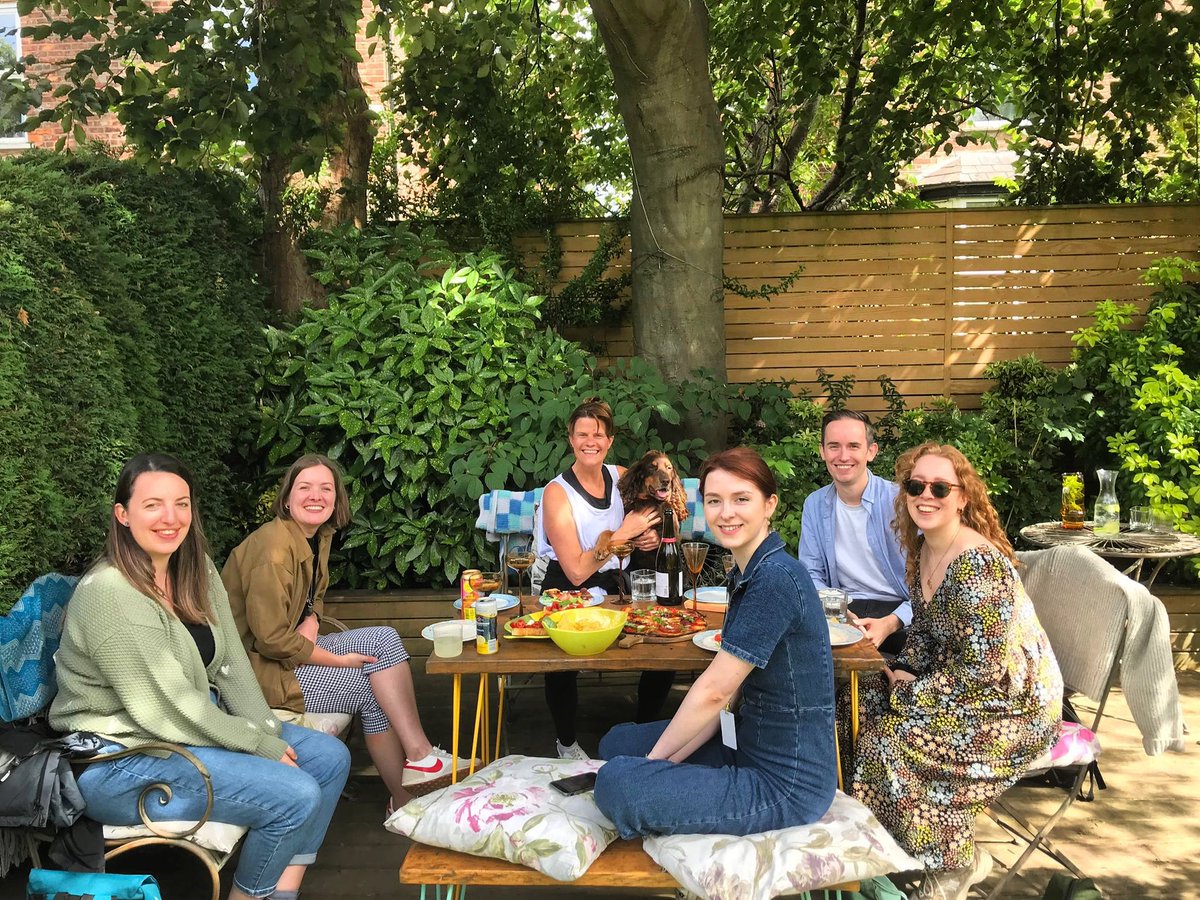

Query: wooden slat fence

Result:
[516,204,1200,414]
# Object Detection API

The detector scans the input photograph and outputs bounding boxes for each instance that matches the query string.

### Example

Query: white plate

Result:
[683,586,728,606]
[540,592,605,608]
[828,622,864,647]
[692,629,722,652]
[420,620,475,643]
[453,593,519,612]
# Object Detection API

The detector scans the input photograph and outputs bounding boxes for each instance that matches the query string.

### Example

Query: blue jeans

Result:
[595,719,831,839]
[78,723,350,897]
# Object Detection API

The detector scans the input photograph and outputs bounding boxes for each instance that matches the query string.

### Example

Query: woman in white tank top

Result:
[536,399,671,759]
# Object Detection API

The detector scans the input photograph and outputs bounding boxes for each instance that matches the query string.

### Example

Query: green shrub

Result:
[0,152,267,610]
[261,225,716,589]
[1053,257,1200,555]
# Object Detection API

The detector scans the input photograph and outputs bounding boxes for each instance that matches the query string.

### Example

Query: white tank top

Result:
[536,464,624,573]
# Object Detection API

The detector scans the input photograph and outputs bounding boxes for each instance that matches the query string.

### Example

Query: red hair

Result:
[699,447,777,499]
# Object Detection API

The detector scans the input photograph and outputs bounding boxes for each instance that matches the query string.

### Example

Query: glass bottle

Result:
[1093,469,1120,536]
[655,506,683,606]
[1060,472,1085,530]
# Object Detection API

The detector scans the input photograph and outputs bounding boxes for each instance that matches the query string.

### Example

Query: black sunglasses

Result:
[904,478,961,499]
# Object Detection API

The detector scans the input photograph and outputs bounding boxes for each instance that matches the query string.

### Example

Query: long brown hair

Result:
[273,453,351,529]
[892,442,1015,587]
[105,453,213,624]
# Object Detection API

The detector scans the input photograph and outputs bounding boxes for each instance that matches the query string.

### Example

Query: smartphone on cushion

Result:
[549,772,598,795]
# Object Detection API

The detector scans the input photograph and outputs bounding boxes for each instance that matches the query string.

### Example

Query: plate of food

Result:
[420,619,475,642]
[504,610,551,639]
[828,622,864,647]
[454,593,519,612]
[540,588,603,612]
[692,629,722,652]
[683,586,728,607]
[623,605,708,638]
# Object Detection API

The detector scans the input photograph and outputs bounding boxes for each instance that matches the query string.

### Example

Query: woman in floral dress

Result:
[850,442,1062,900]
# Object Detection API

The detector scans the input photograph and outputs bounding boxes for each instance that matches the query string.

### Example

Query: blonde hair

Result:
[892,442,1015,587]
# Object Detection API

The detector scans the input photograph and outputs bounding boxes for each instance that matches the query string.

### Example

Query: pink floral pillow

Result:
[384,754,617,881]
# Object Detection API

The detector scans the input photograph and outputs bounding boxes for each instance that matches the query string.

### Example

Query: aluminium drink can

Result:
[475,598,498,654]
[460,569,482,622]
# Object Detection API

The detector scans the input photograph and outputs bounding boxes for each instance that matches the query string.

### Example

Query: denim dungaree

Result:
[595,531,837,838]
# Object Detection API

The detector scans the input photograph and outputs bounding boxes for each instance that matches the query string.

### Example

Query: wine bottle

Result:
[655,505,683,606]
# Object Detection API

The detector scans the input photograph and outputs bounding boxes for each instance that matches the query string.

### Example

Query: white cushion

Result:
[271,708,352,737]
[103,820,248,854]
[384,754,617,882]
[643,790,920,900]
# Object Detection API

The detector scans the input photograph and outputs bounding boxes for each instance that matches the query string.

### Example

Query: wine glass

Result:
[682,542,709,610]
[722,553,735,582]
[609,540,634,604]
[507,543,536,616]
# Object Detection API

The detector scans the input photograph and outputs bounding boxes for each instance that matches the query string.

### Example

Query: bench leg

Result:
[495,675,505,761]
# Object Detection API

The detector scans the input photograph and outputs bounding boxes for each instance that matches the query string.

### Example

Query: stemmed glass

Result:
[609,540,634,603]
[682,542,709,611]
[507,540,536,616]
[722,553,735,581]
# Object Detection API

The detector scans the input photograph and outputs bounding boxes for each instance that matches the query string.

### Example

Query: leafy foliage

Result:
[0,151,267,610]
[1051,257,1200,549]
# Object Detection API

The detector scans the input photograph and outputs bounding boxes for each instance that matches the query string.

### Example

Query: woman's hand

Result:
[279,746,299,768]
[633,527,660,552]
[884,667,916,686]
[296,613,320,644]
[338,653,377,668]
[616,508,661,543]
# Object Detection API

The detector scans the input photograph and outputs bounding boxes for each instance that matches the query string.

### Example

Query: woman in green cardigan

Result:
[50,453,350,900]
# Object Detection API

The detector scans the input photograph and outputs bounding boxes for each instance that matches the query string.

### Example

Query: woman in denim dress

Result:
[595,447,837,837]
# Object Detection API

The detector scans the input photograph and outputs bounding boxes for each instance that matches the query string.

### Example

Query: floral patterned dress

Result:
[849,545,1063,870]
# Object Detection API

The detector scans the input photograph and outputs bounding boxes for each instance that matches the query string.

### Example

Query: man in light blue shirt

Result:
[798,410,911,654]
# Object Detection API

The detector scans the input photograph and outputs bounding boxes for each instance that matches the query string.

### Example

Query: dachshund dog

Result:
[595,451,689,571]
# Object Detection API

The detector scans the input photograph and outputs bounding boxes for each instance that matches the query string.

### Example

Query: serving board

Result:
[618,631,702,649]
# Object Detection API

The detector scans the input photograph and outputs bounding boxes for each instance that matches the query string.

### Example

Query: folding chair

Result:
[475,487,543,594]
[984,547,1132,897]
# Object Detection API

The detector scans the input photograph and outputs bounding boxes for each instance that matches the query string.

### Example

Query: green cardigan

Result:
[49,562,290,760]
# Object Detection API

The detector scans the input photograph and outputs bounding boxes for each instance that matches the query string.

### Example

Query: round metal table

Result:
[1019,521,1200,587]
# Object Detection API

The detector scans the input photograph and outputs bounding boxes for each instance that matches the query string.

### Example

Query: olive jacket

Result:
[222,517,333,712]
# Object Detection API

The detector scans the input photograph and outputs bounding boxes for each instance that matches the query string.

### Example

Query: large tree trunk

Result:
[589,0,727,450]
[259,154,325,314]
[322,19,373,228]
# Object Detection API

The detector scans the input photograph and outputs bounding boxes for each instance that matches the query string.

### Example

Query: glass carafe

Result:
[1093,469,1120,536]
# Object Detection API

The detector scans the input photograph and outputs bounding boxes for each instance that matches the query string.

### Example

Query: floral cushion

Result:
[643,791,919,900]
[384,754,617,882]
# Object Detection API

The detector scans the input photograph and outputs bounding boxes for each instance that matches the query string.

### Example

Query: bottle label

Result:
[655,571,682,600]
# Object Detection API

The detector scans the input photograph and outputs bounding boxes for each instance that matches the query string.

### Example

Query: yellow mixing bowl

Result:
[543,607,627,656]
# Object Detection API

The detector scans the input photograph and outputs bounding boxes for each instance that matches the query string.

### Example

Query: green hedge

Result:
[0,152,268,610]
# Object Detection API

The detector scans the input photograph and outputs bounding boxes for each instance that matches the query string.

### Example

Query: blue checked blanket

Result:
[1,573,78,722]
[474,478,713,542]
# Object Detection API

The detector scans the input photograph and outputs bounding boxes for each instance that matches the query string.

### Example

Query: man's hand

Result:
[297,613,320,643]
[851,614,901,648]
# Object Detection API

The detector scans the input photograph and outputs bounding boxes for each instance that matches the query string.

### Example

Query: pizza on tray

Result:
[623,606,708,637]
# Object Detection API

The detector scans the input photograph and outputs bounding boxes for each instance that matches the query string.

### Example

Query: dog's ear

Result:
[616,466,639,506]
[670,475,689,524]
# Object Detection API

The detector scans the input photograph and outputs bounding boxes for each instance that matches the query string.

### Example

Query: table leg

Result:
[1144,558,1169,588]
[834,726,843,791]
[850,670,860,750]
[450,674,462,784]
[494,675,505,762]
[470,676,486,777]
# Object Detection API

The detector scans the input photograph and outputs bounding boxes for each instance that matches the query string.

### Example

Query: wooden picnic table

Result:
[424,596,886,785]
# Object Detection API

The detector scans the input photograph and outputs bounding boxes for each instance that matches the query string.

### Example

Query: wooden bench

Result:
[398,839,861,898]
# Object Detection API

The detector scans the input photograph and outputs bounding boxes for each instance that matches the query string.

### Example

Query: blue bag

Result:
[1,574,78,722]
[26,869,162,900]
